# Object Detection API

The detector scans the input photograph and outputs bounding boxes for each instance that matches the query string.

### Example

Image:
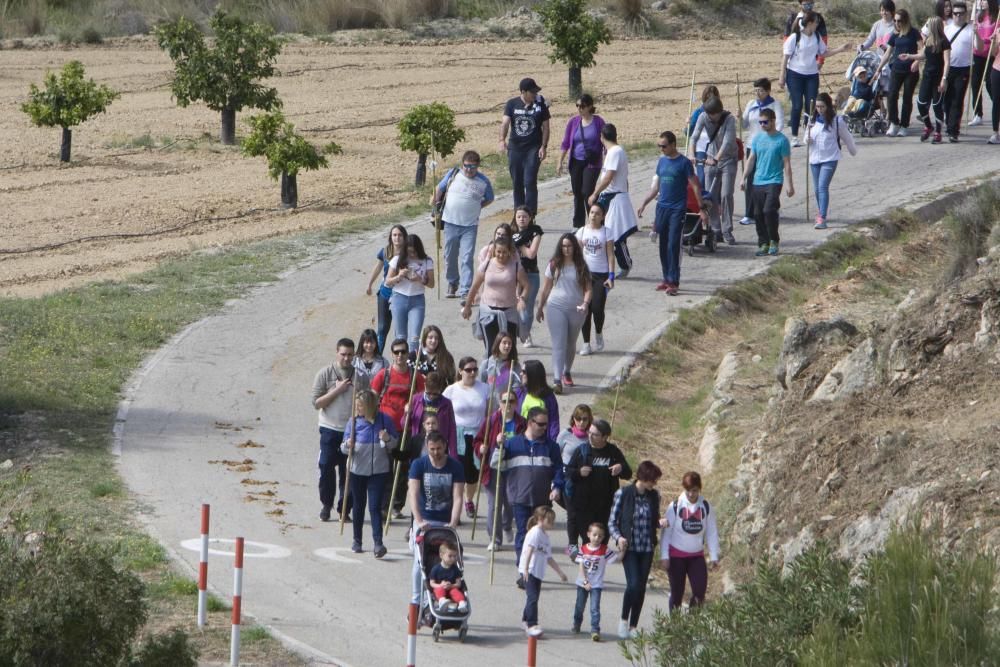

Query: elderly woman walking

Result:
[557,93,606,229]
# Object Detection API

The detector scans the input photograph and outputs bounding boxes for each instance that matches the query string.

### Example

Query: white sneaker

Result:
[579,342,593,356]
[629,628,640,639]
[594,334,605,352]
[791,136,803,147]
[457,600,469,612]
[618,619,629,639]
[522,334,533,348]
[897,126,908,137]
[486,541,498,552]
[989,134,1000,145]
[738,216,753,226]
[437,598,450,611]
[527,625,544,637]
[504,529,514,544]
[886,123,899,137]
[970,115,983,127]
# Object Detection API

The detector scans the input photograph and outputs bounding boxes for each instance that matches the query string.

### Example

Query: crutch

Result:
[383,347,423,537]
[338,377,359,535]
[488,364,517,585]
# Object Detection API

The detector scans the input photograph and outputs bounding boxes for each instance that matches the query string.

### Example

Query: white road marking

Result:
[181,538,292,559]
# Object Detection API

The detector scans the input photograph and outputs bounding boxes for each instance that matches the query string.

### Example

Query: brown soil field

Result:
[0,35,852,297]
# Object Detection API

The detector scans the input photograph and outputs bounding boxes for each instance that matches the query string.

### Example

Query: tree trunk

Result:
[220,107,236,145]
[280,172,298,209]
[415,152,427,187]
[568,67,583,101]
[60,127,72,163]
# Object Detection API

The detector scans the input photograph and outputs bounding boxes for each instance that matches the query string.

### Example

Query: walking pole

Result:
[735,72,745,179]
[805,100,815,225]
[338,377,359,536]
[683,70,697,155]
[488,364,517,585]
[972,21,996,119]
[469,379,496,541]
[384,347,423,537]
[431,129,442,300]
[610,367,625,431]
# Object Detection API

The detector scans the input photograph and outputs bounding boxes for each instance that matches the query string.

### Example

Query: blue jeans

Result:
[513,502,535,566]
[621,550,654,628]
[809,160,838,219]
[523,574,542,625]
[519,272,540,339]
[318,428,348,512]
[574,586,603,633]
[785,68,819,137]
[349,471,388,548]
[443,222,478,295]
[389,292,425,352]
[508,148,542,214]
[655,204,686,285]
[376,291,392,353]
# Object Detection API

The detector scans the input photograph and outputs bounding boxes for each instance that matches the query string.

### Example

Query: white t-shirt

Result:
[443,381,490,429]
[442,171,491,227]
[784,32,827,75]
[575,226,611,274]
[601,145,630,193]
[388,255,434,297]
[574,543,619,589]
[945,22,975,67]
[519,525,552,579]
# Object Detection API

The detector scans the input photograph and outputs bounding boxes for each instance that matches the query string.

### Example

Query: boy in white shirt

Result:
[572,523,620,641]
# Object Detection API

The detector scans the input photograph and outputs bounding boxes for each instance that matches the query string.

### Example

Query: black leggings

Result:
[992,69,1000,132]
[569,158,599,228]
[888,69,919,127]
[972,54,995,118]
[582,272,608,342]
[916,69,945,131]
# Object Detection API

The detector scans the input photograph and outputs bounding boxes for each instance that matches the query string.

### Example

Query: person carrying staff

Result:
[311,337,357,522]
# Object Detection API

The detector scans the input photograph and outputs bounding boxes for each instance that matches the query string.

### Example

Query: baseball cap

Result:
[519,77,542,93]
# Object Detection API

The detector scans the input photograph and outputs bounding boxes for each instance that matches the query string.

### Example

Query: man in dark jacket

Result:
[565,419,632,546]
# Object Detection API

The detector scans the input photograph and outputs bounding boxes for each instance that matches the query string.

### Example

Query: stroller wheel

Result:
[706,233,716,253]
[687,242,694,257]
[432,623,441,642]
[458,625,468,642]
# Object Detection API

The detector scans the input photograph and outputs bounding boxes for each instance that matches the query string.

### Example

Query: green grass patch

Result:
[241,625,271,643]
[148,572,199,599]
[206,594,230,612]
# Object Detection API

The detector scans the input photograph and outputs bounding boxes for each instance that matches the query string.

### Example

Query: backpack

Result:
[563,442,590,500]
[430,167,460,230]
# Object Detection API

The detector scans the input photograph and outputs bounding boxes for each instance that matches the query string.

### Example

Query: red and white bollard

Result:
[527,635,537,666]
[197,504,210,628]
[230,536,244,667]
[406,602,418,667]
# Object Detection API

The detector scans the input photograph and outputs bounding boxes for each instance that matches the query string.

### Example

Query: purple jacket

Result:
[560,115,605,169]
[514,386,561,442]
[406,393,458,460]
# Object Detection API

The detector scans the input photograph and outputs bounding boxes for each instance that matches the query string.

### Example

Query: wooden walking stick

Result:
[610,367,625,432]
[383,347,423,537]
[972,20,996,119]
[488,364,517,585]
[735,72,745,179]
[683,70,697,155]
[469,373,496,541]
[338,377,359,535]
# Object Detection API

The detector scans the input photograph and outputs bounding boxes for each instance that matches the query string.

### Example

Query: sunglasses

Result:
[392,349,408,355]
[463,367,478,373]
[759,119,770,125]
[462,163,479,169]
[500,396,514,402]
[532,420,549,427]
[657,143,670,149]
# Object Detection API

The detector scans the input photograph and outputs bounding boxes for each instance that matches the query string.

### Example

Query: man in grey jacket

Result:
[311,338,359,522]
[689,96,739,245]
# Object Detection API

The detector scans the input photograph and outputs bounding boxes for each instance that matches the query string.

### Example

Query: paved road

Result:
[118,123,1000,666]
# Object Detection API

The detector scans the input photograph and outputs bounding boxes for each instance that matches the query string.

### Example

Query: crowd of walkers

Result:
[306,0,1000,648]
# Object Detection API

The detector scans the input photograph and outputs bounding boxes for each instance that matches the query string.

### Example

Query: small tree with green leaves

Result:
[397,102,465,186]
[242,111,339,209]
[156,10,281,145]
[21,60,119,163]
[536,0,612,99]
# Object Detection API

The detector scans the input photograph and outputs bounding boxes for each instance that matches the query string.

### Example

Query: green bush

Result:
[0,532,147,666]
[536,0,611,98]
[945,181,1000,281]
[128,628,198,667]
[81,26,102,43]
[397,102,465,186]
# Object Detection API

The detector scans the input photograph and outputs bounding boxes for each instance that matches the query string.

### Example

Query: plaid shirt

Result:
[609,488,655,553]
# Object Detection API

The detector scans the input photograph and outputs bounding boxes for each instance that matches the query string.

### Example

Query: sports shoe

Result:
[768,242,779,256]
[618,619,629,639]
[522,334,534,348]
[391,509,404,520]
[447,282,458,298]
[594,334,605,352]
[319,505,332,522]
[629,628,640,639]
[814,215,827,230]
[989,134,1000,144]
[486,541,499,551]
[457,600,469,612]
[572,624,581,634]
[465,501,475,519]
[592,632,601,642]
[932,132,943,144]
[504,529,514,544]
[666,284,679,296]
[516,575,526,590]
[527,625,544,638]
[970,114,983,126]
[655,282,670,291]
[351,541,363,553]
[438,598,450,611]
[886,123,899,137]
[791,135,803,147]
[897,126,908,137]
[949,134,960,143]
[921,126,932,142]
[562,373,574,387]
[578,342,592,356]
[374,544,387,559]
[616,268,630,280]
[755,244,770,257]
[724,233,737,245]
[552,381,563,395]
[738,216,755,226]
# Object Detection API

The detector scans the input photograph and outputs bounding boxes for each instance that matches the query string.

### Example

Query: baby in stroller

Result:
[429,541,469,613]
[844,66,875,118]
[416,525,471,642]
[843,51,889,137]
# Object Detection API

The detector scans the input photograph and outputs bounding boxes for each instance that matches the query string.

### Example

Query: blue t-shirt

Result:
[887,28,921,72]
[429,562,463,584]
[376,248,393,300]
[655,154,695,209]
[751,132,791,186]
[408,455,465,523]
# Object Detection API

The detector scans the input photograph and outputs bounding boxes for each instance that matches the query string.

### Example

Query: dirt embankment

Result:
[1,35,804,297]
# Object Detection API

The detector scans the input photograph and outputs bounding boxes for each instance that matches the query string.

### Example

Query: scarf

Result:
[571,426,588,438]
[752,95,775,113]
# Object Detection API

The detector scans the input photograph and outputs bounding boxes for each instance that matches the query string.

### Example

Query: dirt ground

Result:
[0,35,813,297]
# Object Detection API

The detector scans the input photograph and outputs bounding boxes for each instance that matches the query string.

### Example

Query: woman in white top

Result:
[536,234,592,394]
[575,203,615,357]
[352,328,387,390]
[588,124,639,278]
[444,355,491,519]
[462,237,530,356]
[806,92,857,230]
[780,11,851,146]
[385,234,434,352]
[658,471,720,611]
[739,77,786,226]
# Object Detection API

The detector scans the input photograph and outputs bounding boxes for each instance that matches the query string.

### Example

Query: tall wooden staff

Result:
[610,367,625,431]
[488,365,517,585]
[383,347,423,537]
[735,72,745,179]
[805,100,815,224]
[683,70,697,154]
[431,130,442,300]
[338,375,358,535]
[469,370,497,541]
[972,16,997,118]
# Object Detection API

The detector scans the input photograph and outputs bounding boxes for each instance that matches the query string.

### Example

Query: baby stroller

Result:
[842,50,889,137]
[416,525,471,642]
[682,184,715,256]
